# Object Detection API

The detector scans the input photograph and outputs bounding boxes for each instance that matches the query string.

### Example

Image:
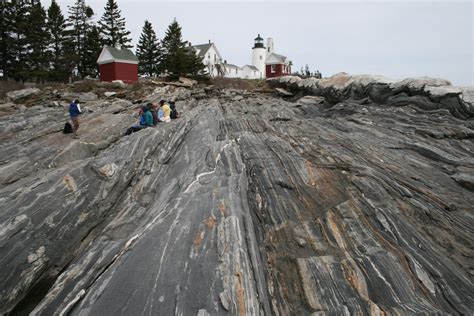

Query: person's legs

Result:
[72,117,79,138]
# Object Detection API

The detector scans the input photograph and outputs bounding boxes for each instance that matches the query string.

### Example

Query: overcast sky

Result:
[45,0,473,86]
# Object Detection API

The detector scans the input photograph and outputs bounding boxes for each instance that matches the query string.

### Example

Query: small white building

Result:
[223,62,241,78]
[241,65,259,79]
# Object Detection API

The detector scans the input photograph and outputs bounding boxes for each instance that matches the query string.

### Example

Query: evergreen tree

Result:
[98,0,132,48]
[67,0,94,78]
[7,0,31,81]
[47,0,69,81]
[82,25,102,77]
[136,20,161,76]
[162,19,205,78]
[25,2,50,83]
[0,1,14,80]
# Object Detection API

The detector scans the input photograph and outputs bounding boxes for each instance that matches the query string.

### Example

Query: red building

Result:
[265,53,291,78]
[97,46,138,83]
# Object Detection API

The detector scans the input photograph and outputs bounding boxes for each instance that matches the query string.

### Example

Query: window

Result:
[208,53,210,59]
[268,48,270,52]
[271,65,276,73]
[214,54,216,62]
[236,69,238,74]
[259,55,262,60]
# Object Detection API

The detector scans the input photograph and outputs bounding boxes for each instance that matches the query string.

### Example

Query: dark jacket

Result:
[69,102,81,118]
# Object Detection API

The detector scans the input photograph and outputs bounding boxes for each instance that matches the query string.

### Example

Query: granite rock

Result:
[0,79,473,315]
[269,74,474,118]
[6,88,41,102]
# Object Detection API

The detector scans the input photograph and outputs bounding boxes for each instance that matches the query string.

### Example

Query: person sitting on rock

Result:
[69,99,82,139]
[169,101,179,119]
[143,105,154,127]
[157,105,164,122]
[159,99,171,123]
[125,105,154,135]
[148,102,159,125]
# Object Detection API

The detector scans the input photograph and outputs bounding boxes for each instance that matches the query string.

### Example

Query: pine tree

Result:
[136,20,162,76]
[82,25,102,77]
[25,2,51,83]
[162,19,205,78]
[8,0,31,81]
[67,0,95,78]
[0,1,14,80]
[47,0,69,81]
[98,0,132,49]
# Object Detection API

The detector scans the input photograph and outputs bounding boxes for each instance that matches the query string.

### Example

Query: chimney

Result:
[188,42,192,47]
[208,39,211,44]
[224,60,227,64]
[115,44,121,50]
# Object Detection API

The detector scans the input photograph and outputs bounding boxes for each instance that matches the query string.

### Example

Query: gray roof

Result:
[266,52,288,64]
[106,46,138,62]
[242,64,259,71]
[224,63,240,68]
[192,43,213,58]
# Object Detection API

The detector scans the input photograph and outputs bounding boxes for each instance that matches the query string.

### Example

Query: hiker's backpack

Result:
[170,103,179,119]
[170,109,179,119]
[63,122,73,134]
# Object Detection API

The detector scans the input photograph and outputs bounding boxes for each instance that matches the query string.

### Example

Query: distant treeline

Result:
[0,0,205,83]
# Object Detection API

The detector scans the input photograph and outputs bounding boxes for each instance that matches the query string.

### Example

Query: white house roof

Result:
[265,52,289,65]
[192,43,213,58]
[191,43,224,62]
[97,46,138,65]
[224,63,240,68]
[242,64,259,71]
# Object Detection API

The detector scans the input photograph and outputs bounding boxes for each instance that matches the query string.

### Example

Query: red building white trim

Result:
[97,46,139,83]
[265,52,291,78]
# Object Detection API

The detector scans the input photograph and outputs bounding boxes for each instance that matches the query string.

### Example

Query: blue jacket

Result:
[69,102,81,118]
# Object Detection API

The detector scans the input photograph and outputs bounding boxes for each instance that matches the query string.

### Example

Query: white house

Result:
[190,42,225,78]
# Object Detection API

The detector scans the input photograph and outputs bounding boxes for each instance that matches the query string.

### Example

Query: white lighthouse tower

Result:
[252,34,266,79]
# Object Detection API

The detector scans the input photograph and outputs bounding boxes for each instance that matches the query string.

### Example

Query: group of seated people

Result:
[125,100,179,135]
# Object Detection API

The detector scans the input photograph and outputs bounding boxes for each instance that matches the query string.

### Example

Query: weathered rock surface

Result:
[0,77,473,315]
[269,74,474,119]
[61,92,98,102]
[6,88,41,102]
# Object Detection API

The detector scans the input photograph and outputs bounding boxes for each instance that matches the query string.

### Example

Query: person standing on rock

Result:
[69,99,82,139]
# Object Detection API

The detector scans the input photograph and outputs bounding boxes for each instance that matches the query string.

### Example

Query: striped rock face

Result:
[0,79,473,315]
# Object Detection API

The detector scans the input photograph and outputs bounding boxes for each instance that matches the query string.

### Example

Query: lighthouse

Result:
[251,34,266,79]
